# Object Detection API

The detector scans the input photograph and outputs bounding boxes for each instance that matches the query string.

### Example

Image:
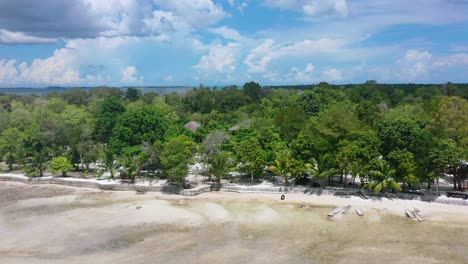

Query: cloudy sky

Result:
[0,0,468,87]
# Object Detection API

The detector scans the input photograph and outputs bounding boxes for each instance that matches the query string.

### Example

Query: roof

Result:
[184,121,201,132]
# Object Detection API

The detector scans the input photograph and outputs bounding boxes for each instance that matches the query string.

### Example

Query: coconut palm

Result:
[210,151,232,184]
[367,159,401,193]
[267,150,293,186]
[307,153,338,186]
[98,147,118,180]
[118,154,140,184]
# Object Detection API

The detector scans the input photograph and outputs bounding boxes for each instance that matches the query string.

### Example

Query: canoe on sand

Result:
[328,207,342,217]
[356,208,364,216]
[341,205,352,214]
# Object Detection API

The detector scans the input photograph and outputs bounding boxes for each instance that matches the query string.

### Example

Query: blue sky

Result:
[0,0,468,87]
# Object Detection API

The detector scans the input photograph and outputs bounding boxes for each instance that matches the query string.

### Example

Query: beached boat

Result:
[356,208,364,216]
[341,205,352,214]
[328,207,342,217]
[405,209,416,220]
[412,209,425,222]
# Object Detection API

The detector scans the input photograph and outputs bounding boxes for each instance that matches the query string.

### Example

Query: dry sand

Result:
[0,181,467,264]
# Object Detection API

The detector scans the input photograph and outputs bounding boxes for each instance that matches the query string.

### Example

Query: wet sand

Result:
[0,182,467,264]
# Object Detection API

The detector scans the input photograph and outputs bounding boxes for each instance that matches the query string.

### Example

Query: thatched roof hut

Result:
[184,121,201,132]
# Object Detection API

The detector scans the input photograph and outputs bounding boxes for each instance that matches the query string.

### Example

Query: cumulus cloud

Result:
[0,37,134,86]
[244,38,345,73]
[396,49,432,82]
[321,68,343,82]
[194,42,241,74]
[153,0,227,29]
[0,0,228,44]
[121,66,143,83]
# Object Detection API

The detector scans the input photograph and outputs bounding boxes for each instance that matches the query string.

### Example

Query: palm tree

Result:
[98,148,118,180]
[267,151,293,186]
[367,159,401,193]
[307,154,338,186]
[210,151,231,184]
[118,154,140,184]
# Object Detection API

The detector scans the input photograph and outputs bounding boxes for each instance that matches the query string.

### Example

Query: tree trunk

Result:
[427,180,431,190]
[436,177,440,197]
[251,172,253,184]
[339,170,343,184]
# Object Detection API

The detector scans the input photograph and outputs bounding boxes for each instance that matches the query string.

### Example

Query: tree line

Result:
[0,81,466,192]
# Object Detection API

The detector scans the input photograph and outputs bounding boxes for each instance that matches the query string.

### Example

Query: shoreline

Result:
[1,177,468,223]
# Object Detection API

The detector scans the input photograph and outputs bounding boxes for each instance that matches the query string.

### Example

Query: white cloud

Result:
[153,0,227,29]
[433,53,468,67]
[288,63,315,83]
[244,38,345,73]
[396,49,432,82]
[321,68,343,82]
[121,66,143,83]
[0,36,136,86]
[0,30,56,44]
[0,59,19,83]
[194,42,241,73]
[263,0,349,16]
[244,39,277,73]
[209,26,244,41]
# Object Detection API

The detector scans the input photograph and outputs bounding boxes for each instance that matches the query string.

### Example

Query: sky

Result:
[0,0,468,87]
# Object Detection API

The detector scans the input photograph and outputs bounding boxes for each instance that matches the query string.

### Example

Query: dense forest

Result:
[0,81,467,192]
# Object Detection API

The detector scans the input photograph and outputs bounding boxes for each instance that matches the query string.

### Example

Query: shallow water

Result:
[0,182,467,264]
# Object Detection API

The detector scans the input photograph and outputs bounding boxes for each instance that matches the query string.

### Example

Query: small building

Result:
[184,121,201,132]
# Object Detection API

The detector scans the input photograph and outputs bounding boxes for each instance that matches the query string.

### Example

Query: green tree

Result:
[118,153,140,183]
[160,136,195,187]
[430,96,468,158]
[210,151,232,184]
[308,153,338,186]
[0,128,23,171]
[243,81,262,102]
[50,157,73,177]
[428,139,463,195]
[98,146,118,179]
[125,88,141,102]
[235,137,266,183]
[367,159,401,193]
[110,106,168,153]
[267,150,293,186]
[95,96,125,142]
[387,150,418,188]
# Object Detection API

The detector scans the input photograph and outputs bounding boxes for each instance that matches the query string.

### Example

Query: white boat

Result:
[327,207,342,217]
[341,205,352,214]
[356,208,364,216]
[405,209,416,220]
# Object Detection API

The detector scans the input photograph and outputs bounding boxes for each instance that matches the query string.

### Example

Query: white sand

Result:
[1,181,467,264]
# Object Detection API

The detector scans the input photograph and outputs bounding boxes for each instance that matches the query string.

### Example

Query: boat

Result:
[341,205,352,214]
[327,207,342,217]
[356,208,364,216]
[405,209,416,220]
[412,210,425,222]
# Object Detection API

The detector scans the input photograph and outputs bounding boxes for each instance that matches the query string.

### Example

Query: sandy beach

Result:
[1,181,467,264]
